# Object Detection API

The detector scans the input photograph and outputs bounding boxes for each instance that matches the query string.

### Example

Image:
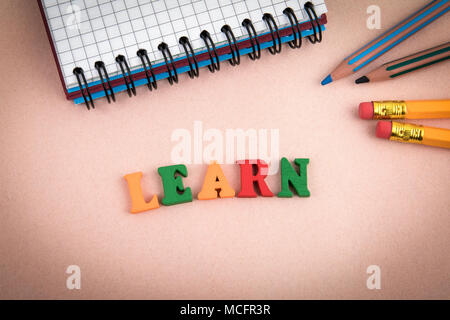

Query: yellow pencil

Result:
[376,121,450,149]
[359,100,450,119]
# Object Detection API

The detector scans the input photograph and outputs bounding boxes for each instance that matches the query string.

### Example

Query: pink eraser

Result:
[376,121,392,139]
[359,102,374,120]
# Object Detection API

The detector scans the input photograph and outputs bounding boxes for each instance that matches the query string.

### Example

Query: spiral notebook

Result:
[38,0,328,109]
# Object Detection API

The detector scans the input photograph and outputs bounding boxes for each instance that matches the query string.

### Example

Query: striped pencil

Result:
[356,42,450,83]
[321,0,450,85]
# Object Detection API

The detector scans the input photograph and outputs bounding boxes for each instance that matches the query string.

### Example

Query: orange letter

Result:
[124,172,159,213]
[198,162,235,200]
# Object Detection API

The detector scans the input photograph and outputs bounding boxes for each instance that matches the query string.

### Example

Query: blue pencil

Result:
[321,0,450,85]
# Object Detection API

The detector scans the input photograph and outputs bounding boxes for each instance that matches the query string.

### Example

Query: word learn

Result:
[123,158,310,213]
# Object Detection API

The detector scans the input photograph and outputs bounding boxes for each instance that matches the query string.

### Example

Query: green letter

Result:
[158,164,193,206]
[278,158,310,198]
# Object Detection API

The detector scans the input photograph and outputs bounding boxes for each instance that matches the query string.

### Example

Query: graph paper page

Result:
[41,0,327,90]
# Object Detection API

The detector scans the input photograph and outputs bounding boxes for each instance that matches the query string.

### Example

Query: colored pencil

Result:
[321,0,450,85]
[359,99,450,119]
[356,42,450,83]
[376,121,450,149]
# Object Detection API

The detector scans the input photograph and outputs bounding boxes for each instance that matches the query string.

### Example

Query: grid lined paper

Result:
[41,0,327,90]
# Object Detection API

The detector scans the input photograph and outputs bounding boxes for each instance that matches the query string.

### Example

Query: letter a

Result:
[124,172,160,213]
[198,162,235,200]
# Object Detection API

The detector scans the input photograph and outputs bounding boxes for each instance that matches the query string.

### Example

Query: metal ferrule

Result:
[373,101,407,119]
[390,121,424,144]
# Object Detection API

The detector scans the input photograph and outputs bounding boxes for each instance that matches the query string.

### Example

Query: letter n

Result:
[278,158,310,198]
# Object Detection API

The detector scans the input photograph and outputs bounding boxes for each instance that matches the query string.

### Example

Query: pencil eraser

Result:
[376,121,392,140]
[359,102,374,120]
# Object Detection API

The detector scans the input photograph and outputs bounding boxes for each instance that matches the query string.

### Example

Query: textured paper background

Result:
[0,0,449,299]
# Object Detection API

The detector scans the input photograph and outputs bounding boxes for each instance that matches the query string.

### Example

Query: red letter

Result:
[237,160,273,197]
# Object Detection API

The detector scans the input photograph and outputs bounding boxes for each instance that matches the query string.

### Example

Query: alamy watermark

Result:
[65,3,83,31]
[367,5,382,29]
[171,121,280,174]
[66,265,81,290]
[366,265,381,290]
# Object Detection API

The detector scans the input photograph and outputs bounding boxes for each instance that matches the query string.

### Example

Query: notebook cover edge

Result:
[37,0,71,100]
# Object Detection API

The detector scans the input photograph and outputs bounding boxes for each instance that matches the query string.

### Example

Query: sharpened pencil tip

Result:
[321,74,332,86]
[355,76,370,84]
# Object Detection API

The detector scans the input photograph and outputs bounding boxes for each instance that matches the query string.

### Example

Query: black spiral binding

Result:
[158,42,178,85]
[73,2,322,108]
[115,54,136,97]
[283,7,303,49]
[200,30,220,73]
[137,49,157,91]
[221,25,240,66]
[73,67,94,110]
[263,13,282,55]
[179,37,199,78]
[242,18,261,61]
[95,61,115,103]
[304,2,322,44]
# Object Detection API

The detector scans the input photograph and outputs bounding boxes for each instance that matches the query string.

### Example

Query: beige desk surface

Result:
[0,0,449,299]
